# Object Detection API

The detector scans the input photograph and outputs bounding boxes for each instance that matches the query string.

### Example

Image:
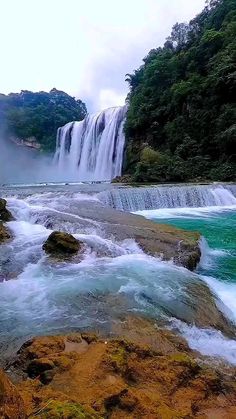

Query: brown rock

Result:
[42,231,83,257]
[0,222,11,244]
[27,358,55,378]
[0,369,26,418]
[0,199,14,222]
[71,199,201,270]
[11,322,236,418]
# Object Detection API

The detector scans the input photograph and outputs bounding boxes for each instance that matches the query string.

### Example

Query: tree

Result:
[124,0,236,182]
[0,89,87,153]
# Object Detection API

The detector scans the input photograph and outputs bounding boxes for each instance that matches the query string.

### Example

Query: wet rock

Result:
[40,369,56,385]
[0,369,26,418]
[0,198,14,222]
[0,222,11,244]
[27,358,55,378]
[11,320,236,418]
[70,199,201,270]
[17,335,65,360]
[42,231,83,257]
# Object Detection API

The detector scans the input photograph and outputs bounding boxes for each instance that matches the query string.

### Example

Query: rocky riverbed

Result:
[1,184,236,418]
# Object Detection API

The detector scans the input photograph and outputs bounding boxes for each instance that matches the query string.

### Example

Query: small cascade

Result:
[54,106,126,182]
[98,184,236,211]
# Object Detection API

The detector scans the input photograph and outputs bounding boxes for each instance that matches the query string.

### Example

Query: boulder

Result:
[0,199,14,222]
[0,369,26,418]
[42,231,83,257]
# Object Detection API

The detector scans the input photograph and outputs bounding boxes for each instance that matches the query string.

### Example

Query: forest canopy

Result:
[0,89,87,152]
[124,0,236,182]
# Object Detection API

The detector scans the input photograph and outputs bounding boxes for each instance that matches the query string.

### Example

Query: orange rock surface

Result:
[3,316,234,418]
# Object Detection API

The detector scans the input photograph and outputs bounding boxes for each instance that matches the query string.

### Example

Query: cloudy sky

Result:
[0,0,205,112]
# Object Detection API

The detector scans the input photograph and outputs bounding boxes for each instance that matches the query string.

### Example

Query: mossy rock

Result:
[39,400,102,418]
[0,198,14,222]
[43,231,83,257]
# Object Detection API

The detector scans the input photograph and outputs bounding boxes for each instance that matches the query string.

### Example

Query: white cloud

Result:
[98,89,126,110]
[0,0,206,112]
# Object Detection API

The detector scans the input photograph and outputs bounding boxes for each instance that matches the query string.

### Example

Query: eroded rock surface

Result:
[6,317,236,418]
[0,369,26,418]
[67,199,201,270]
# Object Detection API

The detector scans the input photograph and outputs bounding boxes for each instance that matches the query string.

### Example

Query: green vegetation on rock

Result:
[125,0,236,182]
[0,89,87,152]
[40,400,102,419]
[42,231,83,257]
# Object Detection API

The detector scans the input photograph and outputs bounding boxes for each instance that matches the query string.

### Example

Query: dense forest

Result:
[0,89,87,152]
[124,0,236,182]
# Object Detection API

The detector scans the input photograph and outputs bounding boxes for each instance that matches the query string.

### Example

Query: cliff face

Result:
[10,136,41,150]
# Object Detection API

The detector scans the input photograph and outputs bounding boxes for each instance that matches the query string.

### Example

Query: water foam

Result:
[100,184,236,211]
[171,320,236,365]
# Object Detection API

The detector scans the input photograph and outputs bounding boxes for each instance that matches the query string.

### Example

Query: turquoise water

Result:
[142,208,236,283]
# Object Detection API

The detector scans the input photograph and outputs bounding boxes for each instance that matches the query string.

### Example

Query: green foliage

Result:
[0,89,87,152]
[40,400,102,418]
[125,0,236,182]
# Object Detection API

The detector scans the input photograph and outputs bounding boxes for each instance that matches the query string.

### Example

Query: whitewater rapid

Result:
[1,183,236,365]
[99,183,236,211]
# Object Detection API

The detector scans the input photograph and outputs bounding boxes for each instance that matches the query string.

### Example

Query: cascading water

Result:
[54,106,127,182]
[98,184,236,211]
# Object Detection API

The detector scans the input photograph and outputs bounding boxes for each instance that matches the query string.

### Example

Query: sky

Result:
[0,0,205,112]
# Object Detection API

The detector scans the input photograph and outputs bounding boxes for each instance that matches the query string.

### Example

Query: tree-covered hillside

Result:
[125,0,236,182]
[0,89,87,152]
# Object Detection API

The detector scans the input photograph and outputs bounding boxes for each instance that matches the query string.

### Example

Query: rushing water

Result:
[54,106,126,182]
[1,183,236,365]
[99,183,236,211]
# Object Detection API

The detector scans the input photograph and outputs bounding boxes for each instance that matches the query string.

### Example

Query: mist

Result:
[0,135,61,185]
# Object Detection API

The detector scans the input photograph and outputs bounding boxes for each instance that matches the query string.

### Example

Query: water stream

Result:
[0,183,236,365]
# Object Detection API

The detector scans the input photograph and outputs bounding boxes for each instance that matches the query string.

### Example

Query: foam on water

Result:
[171,320,236,365]
[1,184,236,365]
[100,184,236,211]
[134,205,236,219]
[200,275,236,323]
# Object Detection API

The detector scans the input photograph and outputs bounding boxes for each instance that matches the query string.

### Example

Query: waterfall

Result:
[98,184,236,211]
[54,106,126,182]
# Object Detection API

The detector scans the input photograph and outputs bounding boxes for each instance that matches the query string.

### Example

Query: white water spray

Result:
[54,106,126,182]
[99,184,236,211]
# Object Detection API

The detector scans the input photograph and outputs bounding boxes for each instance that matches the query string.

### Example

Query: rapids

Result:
[0,182,236,366]
[99,183,236,211]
